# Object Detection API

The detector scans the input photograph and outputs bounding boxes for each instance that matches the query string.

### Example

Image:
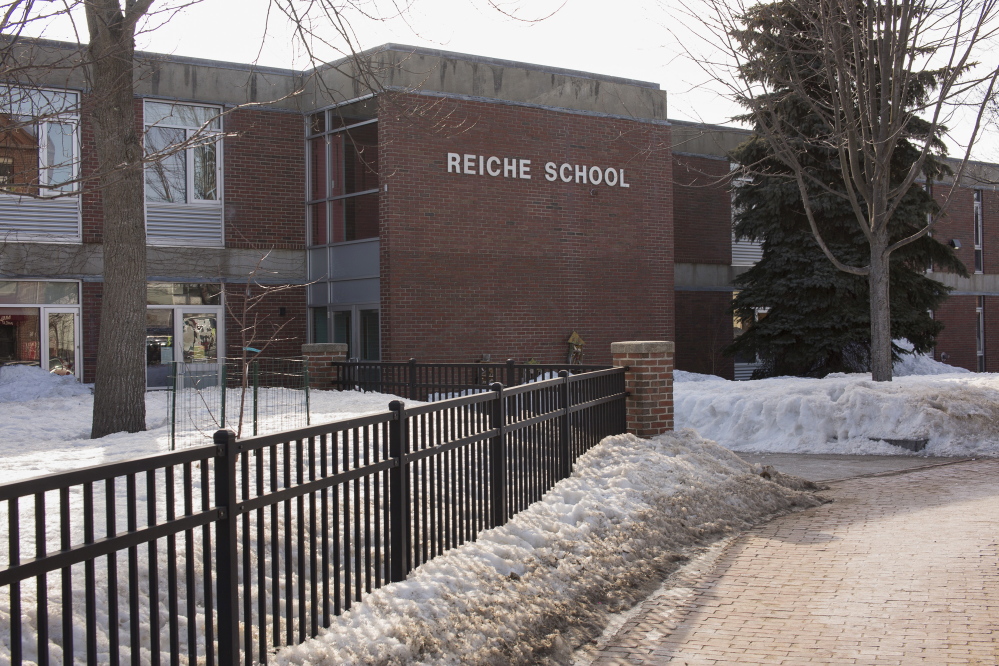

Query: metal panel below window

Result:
[0,195,80,240]
[732,238,763,266]
[146,203,223,246]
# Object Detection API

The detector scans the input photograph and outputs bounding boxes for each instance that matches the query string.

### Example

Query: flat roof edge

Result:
[331,43,662,90]
[391,87,671,125]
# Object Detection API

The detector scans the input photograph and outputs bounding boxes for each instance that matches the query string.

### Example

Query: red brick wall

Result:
[675,290,735,379]
[932,186,976,275]
[223,284,307,360]
[377,93,673,365]
[933,294,977,371]
[223,108,305,249]
[672,154,732,265]
[81,281,102,382]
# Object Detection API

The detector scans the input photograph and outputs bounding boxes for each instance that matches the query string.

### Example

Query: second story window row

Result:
[307,99,379,247]
[143,101,223,247]
[0,87,81,241]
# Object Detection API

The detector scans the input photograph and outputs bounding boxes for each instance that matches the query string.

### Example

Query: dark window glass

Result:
[343,124,378,194]
[0,307,40,365]
[310,136,326,200]
[344,193,379,242]
[311,307,329,343]
[310,202,328,245]
[360,309,379,361]
[329,99,377,130]
[333,310,351,351]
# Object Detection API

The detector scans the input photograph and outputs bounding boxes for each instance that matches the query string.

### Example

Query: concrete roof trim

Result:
[388,87,672,126]
[318,43,663,90]
[135,50,302,78]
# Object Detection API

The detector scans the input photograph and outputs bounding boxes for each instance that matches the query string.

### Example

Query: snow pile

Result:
[676,372,999,457]
[892,343,971,377]
[0,364,91,402]
[673,369,726,383]
[276,430,821,666]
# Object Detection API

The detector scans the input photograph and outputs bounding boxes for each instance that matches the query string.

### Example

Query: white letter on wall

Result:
[519,159,531,180]
[575,165,588,184]
[448,153,461,173]
[619,169,630,188]
[487,156,501,176]
[560,164,573,183]
[504,158,518,178]
[545,162,557,181]
[464,154,476,175]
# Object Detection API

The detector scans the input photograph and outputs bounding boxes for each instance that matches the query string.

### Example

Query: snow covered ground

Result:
[1,349,994,665]
[675,351,999,457]
[0,365,408,485]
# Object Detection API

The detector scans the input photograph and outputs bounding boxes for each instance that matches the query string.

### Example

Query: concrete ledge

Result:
[302,343,348,354]
[610,341,675,355]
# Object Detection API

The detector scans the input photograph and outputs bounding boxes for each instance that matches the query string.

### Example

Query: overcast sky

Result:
[23,0,999,161]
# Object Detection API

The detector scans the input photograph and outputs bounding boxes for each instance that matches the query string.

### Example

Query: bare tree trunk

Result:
[869,238,893,382]
[88,1,148,437]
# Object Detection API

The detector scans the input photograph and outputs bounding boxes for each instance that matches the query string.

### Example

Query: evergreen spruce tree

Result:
[726,2,967,379]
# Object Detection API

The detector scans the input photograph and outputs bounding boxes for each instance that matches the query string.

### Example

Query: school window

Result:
[0,280,81,378]
[0,87,81,240]
[976,296,985,372]
[0,87,78,195]
[307,99,379,246]
[143,101,223,246]
[974,190,983,274]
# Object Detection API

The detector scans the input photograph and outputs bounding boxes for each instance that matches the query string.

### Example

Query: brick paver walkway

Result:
[587,459,999,665]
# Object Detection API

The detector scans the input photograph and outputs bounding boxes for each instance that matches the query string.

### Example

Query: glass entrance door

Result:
[147,306,223,388]
[44,309,79,377]
[146,309,175,388]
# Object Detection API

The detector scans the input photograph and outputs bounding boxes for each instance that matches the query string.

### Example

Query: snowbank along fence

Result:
[168,357,311,450]
[326,358,613,401]
[0,366,626,665]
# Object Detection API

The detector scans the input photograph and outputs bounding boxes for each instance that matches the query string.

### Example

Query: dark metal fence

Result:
[0,367,626,665]
[169,357,310,449]
[329,358,612,401]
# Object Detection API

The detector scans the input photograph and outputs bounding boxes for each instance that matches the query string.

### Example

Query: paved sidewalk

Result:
[585,459,999,665]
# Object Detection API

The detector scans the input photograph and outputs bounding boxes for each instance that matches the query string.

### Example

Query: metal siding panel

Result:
[146,203,223,246]
[732,238,763,266]
[0,196,81,240]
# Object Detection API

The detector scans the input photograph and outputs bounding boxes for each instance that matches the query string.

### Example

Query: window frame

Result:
[0,86,81,197]
[306,104,379,247]
[143,100,224,207]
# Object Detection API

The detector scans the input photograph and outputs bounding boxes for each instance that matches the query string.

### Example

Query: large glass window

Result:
[0,87,79,195]
[144,101,221,204]
[0,281,81,377]
[307,100,379,246]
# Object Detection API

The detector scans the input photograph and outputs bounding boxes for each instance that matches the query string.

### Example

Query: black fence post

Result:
[213,429,240,665]
[388,401,411,582]
[558,370,572,479]
[408,358,417,401]
[488,382,508,528]
[506,359,515,388]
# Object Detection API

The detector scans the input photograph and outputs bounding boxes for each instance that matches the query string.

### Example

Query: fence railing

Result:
[0,367,626,666]
[329,358,612,401]
[169,357,310,449]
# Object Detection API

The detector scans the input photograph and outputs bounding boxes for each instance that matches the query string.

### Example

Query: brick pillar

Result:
[610,341,674,437]
[302,343,347,390]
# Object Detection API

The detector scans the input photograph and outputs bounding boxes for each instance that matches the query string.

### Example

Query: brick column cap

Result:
[610,341,675,355]
[302,343,348,354]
